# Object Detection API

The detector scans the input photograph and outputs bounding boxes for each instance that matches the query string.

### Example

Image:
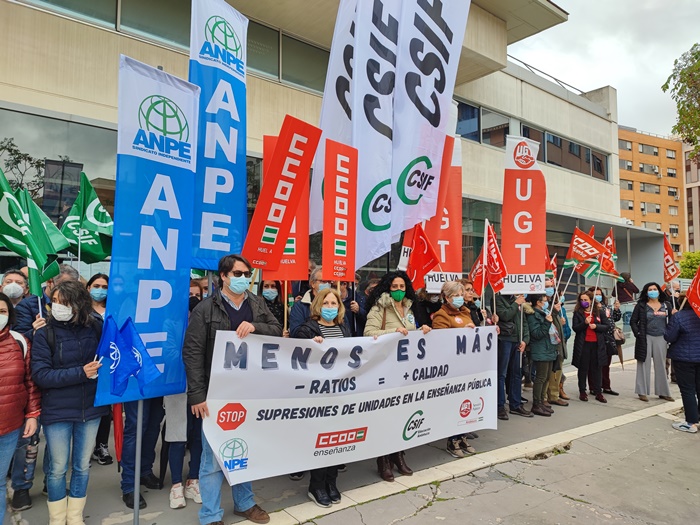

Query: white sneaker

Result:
[184,479,202,504]
[169,484,186,509]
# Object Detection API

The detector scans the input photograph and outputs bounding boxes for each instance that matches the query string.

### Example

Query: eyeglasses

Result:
[230,271,252,278]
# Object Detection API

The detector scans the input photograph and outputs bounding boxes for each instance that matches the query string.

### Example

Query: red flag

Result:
[545,250,557,279]
[663,235,681,282]
[565,227,607,268]
[486,223,508,293]
[599,228,620,278]
[113,403,123,464]
[242,115,322,270]
[574,226,596,275]
[469,249,486,296]
[405,224,440,289]
[685,266,700,317]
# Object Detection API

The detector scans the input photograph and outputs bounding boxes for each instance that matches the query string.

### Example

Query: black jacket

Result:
[295,318,351,339]
[630,300,673,362]
[15,293,50,341]
[182,291,282,405]
[572,308,610,369]
[413,299,442,328]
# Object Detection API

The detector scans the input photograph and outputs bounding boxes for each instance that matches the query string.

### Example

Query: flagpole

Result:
[589,269,602,315]
[283,281,289,332]
[132,399,143,525]
[77,229,82,274]
[482,219,488,311]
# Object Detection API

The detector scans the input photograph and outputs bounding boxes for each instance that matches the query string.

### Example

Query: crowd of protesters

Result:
[1,255,696,525]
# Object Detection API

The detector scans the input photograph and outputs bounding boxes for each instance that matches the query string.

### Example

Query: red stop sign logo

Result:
[217,403,247,431]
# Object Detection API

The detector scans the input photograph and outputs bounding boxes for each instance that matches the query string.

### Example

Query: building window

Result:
[670,224,679,236]
[618,139,632,151]
[667,149,676,159]
[641,222,661,231]
[641,202,660,214]
[248,21,280,78]
[638,163,659,175]
[638,143,658,156]
[545,133,592,177]
[619,159,633,171]
[669,205,679,216]
[668,187,679,197]
[25,0,117,27]
[620,199,634,210]
[521,125,545,161]
[639,183,660,194]
[667,168,677,178]
[592,151,608,181]
[546,133,562,147]
[281,34,330,93]
[621,179,633,190]
[481,109,509,149]
[568,142,581,157]
[120,0,190,48]
[672,243,681,253]
[456,102,480,142]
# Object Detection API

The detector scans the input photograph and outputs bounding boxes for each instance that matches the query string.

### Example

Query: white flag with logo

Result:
[353,0,403,268]
[310,0,357,235]
[390,0,471,235]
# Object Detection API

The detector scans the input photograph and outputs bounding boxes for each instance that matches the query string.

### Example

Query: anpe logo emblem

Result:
[205,16,242,59]
[513,141,535,169]
[219,438,248,472]
[132,95,192,162]
[109,342,120,371]
[403,410,425,441]
[316,427,368,448]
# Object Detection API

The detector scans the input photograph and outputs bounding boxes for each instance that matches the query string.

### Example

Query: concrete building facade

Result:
[683,144,700,252]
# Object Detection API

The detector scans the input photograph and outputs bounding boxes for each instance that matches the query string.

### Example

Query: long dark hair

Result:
[639,282,668,303]
[51,280,95,326]
[258,280,282,303]
[86,273,109,289]
[587,286,607,305]
[366,271,417,311]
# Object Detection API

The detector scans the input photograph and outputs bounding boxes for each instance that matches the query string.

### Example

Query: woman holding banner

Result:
[364,271,431,482]
[295,288,350,507]
[572,291,609,403]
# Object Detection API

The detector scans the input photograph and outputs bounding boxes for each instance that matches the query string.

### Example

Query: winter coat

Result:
[413,299,442,328]
[295,318,352,339]
[263,297,286,327]
[549,304,567,360]
[495,295,530,344]
[600,304,622,356]
[432,303,473,329]
[14,293,50,341]
[572,308,609,369]
[289,290,315,337]
[614,281,639,304]
[664,309,700,363]
[182,291,283,406]
[526,306,557,362]
[0,328,40,436]
[630,300,673,362]
[31,318,108,425]
[342,292,367,337]
[364,293,416,336]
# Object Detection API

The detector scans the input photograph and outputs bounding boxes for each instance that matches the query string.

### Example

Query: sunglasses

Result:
[230,271,253,278]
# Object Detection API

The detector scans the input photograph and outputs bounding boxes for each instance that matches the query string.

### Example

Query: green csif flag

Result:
[60,172,113,264]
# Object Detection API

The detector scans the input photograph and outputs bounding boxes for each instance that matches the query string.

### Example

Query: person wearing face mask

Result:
[587,288,621,396]
[0,292,40,525]
[30,280,107,525]
[289,268,332,338]
[1,269,29,307]
[543,282,569,407]
[294,288,350,507]
[183,254,281,525]
[630,282,675,403]
[572,291,610,403]
[364,271,431,481]
[413,288,443,328]
[525,294,558,416]
[258,280,286,326]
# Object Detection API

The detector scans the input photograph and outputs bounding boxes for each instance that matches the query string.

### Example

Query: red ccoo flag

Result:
[663,235,681,283]
[486,223,508,293]
[685,265,700,318]
[469,249,486,296]
[405,223,440,289]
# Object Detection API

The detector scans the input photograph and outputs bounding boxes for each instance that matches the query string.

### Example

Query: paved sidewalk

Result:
[6,359,694,524]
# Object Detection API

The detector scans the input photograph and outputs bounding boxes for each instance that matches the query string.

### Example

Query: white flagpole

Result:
[589,267,602,315]
[482,219,488,311]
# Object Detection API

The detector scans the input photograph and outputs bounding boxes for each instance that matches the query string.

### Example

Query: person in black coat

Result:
[572,291,610,403]
[412,288,442,328]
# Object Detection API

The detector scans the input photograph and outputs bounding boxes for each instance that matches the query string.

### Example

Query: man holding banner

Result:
[183,254,281,525]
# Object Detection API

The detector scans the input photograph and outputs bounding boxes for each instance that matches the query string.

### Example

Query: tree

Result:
[679,251,700,279]
[0,137,45,198]
[662,43,700,162]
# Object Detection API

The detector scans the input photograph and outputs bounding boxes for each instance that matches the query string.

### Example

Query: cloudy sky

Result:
[508,0,700,137]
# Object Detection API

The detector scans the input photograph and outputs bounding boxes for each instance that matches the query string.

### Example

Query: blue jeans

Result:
[199,429,255,525]
[1,427,22,524]
[168,410,202,485]
[121,398,165,494]
[44,418,100,501]
[498,339,523,410]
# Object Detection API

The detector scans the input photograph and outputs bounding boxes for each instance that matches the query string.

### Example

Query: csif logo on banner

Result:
[396,156,435,206]
[219,437,249,472]
[132,95,192,164]
[199,15,245,75]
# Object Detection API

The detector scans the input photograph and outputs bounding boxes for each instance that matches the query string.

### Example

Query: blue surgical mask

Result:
[595,295,602,303]
[321,307,338,321]
[474,299,482,309]
[228,276,250,294]
[90,288,107,302]
[262,289,278,301]
[648,290,660,299]
[318,283,331,291]
[545,287,555,297]
[542,301,549,311]
[452,296,464,308]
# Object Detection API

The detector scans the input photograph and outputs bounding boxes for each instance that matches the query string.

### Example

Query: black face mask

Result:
[189,296,201,312]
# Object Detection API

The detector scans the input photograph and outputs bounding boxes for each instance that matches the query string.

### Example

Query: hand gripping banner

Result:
[204,327,497,484]
[97,56,199,405]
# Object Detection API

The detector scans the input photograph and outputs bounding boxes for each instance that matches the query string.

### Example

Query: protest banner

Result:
[321,139,358,282]
[189,0,248,270]
[501,136,547,294]
[242,115,321,270]
[96,55,199,405]
[203,326,497,484]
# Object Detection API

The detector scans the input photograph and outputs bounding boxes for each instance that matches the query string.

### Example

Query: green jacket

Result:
[525,305,557,362]
[495,294,530,344]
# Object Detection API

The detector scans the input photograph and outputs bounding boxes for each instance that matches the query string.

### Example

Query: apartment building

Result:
[683,143,700,251]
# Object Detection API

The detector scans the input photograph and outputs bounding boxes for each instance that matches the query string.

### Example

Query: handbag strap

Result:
[381,307,387,330]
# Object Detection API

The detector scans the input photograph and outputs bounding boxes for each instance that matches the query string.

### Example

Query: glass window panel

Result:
[120,0,190,48]
[521,125,545,161]
[545,133,591,176]
[248,21,279,77]
[456,102,479,142]
[618,139,631,151]
[592,151,608,181]
[481,109,508,149]
[27,0,116,26]
[281,35,329,92]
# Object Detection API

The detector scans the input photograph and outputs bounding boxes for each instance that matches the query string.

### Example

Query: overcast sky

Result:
[508,0,700,137]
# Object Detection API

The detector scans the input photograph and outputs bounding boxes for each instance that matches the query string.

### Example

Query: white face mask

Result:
[0,314,8,330]
[52,303,74,322]
[3,282,24,299]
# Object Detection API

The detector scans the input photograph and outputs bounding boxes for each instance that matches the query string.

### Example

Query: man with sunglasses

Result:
[183,254,282,525]
[289,267,334,337]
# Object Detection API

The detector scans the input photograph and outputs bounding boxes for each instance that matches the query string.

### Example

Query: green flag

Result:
[60,172,113,264]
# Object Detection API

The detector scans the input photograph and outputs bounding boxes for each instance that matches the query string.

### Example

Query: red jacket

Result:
[0,327,40,436]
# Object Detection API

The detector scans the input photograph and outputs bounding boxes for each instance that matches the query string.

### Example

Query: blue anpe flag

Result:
[97,315,139,396]
[120,317,162,394]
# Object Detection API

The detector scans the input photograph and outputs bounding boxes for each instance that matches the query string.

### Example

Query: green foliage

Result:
[679,251,700,279]
[0,137,45,198]
[662,43,700,162]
